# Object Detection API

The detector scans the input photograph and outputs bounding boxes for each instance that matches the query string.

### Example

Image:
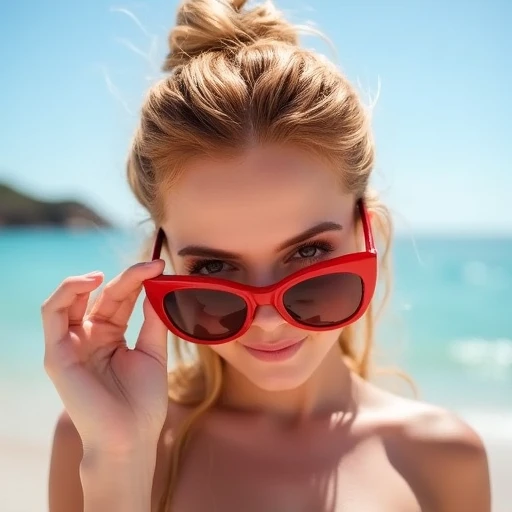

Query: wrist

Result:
[80,445,158,512]
[81,437,159,458]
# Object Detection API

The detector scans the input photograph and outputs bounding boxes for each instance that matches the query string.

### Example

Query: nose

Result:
[250,304,288,333]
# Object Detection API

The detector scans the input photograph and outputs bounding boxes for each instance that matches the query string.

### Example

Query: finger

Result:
[135,297,168,366]
[88,259,164,323]
[41,272,104,346]
[68,292,91,325]
[107,285,142,329]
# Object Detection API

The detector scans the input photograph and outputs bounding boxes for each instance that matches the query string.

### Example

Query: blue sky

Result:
[1,0,510,234]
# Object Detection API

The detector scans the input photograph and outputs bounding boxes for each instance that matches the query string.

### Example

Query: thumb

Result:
[135,297,169,366]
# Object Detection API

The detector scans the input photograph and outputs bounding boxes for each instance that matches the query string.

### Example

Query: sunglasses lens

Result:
[283,272,363,327]
[163,289,247,342]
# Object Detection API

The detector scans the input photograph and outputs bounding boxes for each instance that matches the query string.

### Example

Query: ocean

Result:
[0,229,511,445]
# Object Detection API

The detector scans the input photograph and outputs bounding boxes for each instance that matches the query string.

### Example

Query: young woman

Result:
[43,1,491,511]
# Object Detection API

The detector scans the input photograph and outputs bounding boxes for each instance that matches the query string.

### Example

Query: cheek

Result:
[307,328,343,351]
[208,341,239,363]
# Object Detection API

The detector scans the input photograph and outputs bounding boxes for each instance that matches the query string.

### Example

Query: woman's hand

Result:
[42,260,169,454]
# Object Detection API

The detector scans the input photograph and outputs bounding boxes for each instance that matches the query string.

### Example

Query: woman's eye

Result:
[187,259,231,275]
[202,261,224,274]
[197,260,225,275]
[290,242,334,261]
[296,245,321,259]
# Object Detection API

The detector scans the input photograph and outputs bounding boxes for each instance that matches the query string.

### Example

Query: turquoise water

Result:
[1,229,511,414]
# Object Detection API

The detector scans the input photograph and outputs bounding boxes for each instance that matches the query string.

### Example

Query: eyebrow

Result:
[176,221,343,259]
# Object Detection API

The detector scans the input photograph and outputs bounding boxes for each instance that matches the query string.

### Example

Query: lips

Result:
[240,338,306,362]
[242,339,304,352]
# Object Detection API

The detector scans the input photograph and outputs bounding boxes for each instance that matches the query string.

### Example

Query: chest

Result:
[157,430,420,512]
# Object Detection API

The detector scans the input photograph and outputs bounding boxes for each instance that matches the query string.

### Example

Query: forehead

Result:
[162,145,354,252]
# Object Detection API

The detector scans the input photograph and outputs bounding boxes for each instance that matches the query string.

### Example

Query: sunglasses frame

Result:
[143,199,377,344]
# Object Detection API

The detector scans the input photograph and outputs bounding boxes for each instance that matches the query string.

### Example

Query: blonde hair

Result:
[127,1,395,509]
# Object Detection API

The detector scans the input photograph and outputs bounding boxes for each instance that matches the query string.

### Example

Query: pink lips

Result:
[242,338,305,362]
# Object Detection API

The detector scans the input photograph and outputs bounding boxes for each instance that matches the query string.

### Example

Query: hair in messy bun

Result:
[164,0,298,70]
[127,1,393,509]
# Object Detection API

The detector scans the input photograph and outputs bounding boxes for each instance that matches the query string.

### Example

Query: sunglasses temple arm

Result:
[359,199,376,253]
[151,228,165,261]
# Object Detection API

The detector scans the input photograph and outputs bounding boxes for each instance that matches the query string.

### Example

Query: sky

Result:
[1,0,511,234]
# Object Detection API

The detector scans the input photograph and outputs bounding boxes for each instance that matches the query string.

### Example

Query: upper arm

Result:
[48,410,84,512]
[422,424,490,512]
[389,406,491,512]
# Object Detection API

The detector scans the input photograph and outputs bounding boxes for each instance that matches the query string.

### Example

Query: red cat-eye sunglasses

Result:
[143,200,377,345]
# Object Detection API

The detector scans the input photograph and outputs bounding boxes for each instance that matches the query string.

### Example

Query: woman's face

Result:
[161,145,359,391]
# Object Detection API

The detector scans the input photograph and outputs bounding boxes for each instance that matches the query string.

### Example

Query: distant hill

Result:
[0,183,112,228]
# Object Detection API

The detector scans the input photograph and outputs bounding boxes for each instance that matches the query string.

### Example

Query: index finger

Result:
[87,259,165,323]
[41,272,104,346]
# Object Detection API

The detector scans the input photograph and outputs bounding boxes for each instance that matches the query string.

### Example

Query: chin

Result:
[230,351,324,392]
[244,366,317,392]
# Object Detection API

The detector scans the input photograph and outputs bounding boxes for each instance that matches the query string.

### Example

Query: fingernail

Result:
[85,271,103,278]
[145,259,163,266]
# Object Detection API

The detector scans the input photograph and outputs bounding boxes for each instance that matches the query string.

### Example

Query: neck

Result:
[218,343,357,423]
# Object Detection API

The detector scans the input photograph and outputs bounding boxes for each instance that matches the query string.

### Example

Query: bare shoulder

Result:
[376,392,491,512]
[49,410,84,512]
[49,402,191,512]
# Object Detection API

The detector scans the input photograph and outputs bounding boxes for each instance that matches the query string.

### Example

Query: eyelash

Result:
[184,240,336,275]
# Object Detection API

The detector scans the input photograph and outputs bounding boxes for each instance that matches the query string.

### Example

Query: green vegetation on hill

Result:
[0,182,111,228]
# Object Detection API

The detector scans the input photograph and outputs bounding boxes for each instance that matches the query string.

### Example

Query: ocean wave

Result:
[448,338,512,380]
[462,261,490,287]
[462,260,510,289]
